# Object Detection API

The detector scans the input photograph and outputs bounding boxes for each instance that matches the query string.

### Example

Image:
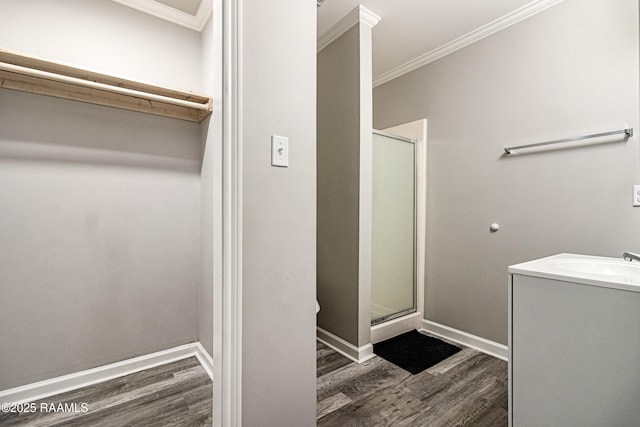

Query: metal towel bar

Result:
[504,128,633,155]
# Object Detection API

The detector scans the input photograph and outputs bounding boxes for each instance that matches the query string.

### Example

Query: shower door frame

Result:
[370,119,427,344]
[370,129,418,326]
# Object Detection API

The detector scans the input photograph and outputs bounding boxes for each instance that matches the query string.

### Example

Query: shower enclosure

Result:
[371,130,416,325]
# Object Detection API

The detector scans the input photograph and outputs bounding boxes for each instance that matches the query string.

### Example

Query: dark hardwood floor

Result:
[317,332,508,426]
[0,357,212,427]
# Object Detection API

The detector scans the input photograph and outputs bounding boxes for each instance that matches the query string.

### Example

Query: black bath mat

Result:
[373,330,461,375]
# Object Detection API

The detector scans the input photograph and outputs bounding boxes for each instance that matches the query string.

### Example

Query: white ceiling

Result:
[113,0,561,83]
[155,0,202,15]
[317,0,560,85]
[112,0,211,31]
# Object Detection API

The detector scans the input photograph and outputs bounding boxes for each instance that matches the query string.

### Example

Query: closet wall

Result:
[0,0,204,390]
[199,12,221,358]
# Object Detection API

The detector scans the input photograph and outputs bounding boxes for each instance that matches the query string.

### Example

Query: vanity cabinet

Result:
[508,254,640,426]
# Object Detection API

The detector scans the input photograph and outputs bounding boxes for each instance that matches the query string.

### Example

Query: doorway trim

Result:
[371,119,427,344]
[217,0,243,425]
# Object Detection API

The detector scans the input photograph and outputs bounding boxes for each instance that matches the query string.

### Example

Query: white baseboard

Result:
[421,320,508,361]
[0,342,213,404]
[195,342,214,381]
[317,327,374,364]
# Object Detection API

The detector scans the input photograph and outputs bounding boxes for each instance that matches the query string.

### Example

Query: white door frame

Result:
[217,0,243,425]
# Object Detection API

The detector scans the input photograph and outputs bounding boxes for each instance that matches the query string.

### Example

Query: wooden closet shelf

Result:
[0,48,212,123]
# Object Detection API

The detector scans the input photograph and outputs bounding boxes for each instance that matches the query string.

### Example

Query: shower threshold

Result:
[371,308,416,326]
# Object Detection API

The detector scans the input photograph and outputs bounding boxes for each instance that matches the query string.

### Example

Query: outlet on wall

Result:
[634,185,640,207]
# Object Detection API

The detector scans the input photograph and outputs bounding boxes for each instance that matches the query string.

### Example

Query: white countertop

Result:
[508,253,640,293]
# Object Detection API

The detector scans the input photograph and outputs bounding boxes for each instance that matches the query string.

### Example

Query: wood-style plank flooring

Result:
[1,335,504,426]
[317,332,508,426]
[0,357,212,427]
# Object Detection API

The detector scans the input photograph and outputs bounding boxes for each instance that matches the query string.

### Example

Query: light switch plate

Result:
[634,184,640,207]
[271,135,288,167]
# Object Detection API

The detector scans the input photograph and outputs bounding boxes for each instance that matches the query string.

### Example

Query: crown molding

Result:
[373,0,563,87]
[112,0,212,32]
[359,6,382,28]
[318,5,381,52]
[193,0,213,31]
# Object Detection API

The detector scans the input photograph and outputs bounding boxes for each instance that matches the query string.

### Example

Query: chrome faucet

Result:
[622,251,640,262]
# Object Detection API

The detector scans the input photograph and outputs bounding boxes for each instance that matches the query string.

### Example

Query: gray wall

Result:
[0,0,202,390]
[0,0,202,91]
[240,0,317,424]
[199,14,221,358]
[373,0,639,344]
[317,26,362,346]
[317,21,374,349]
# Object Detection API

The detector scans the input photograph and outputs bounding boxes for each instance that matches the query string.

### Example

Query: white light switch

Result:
[634,185,640,207]
[271,135,289,167]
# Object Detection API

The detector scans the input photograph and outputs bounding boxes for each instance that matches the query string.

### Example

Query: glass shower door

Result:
[371,131,416,325]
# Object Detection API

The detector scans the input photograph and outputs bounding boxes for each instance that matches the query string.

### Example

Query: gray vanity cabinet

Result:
[508,265,640,426]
